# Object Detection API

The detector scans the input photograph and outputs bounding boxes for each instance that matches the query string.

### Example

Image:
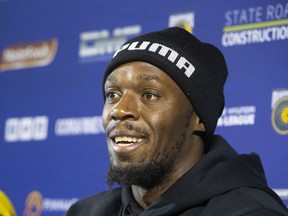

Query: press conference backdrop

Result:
[0,0,287,215]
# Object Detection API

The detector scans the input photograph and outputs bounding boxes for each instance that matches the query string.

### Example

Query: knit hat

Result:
[103,27,228,134]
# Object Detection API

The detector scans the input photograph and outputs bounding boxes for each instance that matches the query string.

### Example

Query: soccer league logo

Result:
[271,89,288,135]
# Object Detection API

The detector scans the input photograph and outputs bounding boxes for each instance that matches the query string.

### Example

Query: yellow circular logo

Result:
[0,190,16,216]
[281,107,288,124]
[272,97,288,135]
[23,191,43,216]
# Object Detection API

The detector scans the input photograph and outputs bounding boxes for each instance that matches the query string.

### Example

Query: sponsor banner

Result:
[271,89,288,135]
[3,115,105,143]
[23,191,77,216]
[4,116,49,142]
[0,39,58,72]
[217,106,256,127]
[222,2,288,47]
[79,25,141,63]
[55,116,104,136]
[0,1,287,215]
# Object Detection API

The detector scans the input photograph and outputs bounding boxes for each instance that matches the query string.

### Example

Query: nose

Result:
[110,93,140,121]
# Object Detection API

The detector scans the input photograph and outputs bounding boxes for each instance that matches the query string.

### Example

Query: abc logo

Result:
[5,116,48,142]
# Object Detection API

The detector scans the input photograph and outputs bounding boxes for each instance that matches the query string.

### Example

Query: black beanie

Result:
[103,27,228,134]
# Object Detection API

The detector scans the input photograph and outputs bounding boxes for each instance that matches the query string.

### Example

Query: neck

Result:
[131,181,171,209]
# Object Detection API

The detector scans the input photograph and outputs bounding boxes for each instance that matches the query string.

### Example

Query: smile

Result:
[114,136,144,145]
[111,136,145,152]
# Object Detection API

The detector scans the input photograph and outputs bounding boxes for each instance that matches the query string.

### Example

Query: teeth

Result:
[114,136,143,144]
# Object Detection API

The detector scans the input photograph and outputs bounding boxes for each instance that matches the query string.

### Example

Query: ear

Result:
[190,112,206,133]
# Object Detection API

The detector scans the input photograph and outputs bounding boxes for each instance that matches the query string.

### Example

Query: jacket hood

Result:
[122,135,284,215]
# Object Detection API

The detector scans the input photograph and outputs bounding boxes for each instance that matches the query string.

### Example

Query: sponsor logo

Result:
[24,191,77,215]
[169,11,195,33]
[4,116,49,142]
[0,39,58,72]
[24,191,43,216]
[55,116,104,136]
[222,2,288,47]
[79,25,141,62]
[113,41,195,78]
[217,106,256,127]
[271,89,288,135]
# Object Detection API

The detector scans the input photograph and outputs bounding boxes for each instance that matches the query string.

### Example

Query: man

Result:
[66,27,288,215]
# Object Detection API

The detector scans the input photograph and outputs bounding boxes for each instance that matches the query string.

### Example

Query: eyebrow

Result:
[105,74,119,89]
[105,73,162,86]
[137,74,162,82]
[107,74,116,82]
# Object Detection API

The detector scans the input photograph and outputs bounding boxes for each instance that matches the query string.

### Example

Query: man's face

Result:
[102,61,196,187]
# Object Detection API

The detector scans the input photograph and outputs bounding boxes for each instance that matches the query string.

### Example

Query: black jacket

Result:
[65,136,288,216]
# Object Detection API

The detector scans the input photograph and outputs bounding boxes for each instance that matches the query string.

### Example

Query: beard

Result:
[106,154,174,189]
[106,110,193,189]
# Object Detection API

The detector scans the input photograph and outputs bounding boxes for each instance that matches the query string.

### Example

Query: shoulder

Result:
[65,188,122,216]
[203,187,288,216]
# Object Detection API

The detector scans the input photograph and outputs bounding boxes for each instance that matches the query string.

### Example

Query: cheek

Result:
[150,107,184,131]
[152,108,191,142]
[148,112,177,148]
[102,106,110,129]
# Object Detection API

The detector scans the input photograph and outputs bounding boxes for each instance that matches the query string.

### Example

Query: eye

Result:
[143,91,158,100]
[105,91,120,100]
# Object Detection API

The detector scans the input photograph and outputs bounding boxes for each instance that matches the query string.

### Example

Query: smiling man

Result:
[65,27,288,216]
[104,62,205,206]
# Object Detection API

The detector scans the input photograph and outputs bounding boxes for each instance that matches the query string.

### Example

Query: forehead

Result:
[104,61,193,111]
[105,61,174,85]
